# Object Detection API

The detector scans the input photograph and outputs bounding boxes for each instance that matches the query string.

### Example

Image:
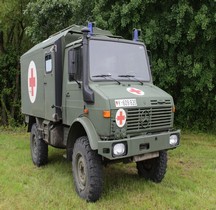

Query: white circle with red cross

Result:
[28,61,37,103]
[127,87,144,96]
[115,108,127,128]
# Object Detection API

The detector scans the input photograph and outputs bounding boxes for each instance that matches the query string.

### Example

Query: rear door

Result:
[44,46,56,121]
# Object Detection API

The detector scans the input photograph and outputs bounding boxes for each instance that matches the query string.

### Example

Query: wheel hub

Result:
[77,155,86,190]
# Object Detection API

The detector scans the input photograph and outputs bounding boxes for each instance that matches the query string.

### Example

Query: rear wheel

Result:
[136,151,167,183]
[72,136,103,202]
[30,123,48,167]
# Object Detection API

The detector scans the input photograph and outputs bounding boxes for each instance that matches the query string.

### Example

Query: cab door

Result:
[65,46,84,125]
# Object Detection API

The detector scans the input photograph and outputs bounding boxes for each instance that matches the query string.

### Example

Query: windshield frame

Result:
[88,37,152,83]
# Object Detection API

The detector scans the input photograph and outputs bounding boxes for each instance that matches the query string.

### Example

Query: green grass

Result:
[0,131,216,210]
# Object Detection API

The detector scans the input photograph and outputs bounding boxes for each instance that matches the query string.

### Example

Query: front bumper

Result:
[98,130,180,160]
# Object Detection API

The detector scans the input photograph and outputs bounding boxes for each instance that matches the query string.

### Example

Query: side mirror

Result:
[68,49,77,80]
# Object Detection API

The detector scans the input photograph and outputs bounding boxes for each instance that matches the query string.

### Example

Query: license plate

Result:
[115,99,137,107]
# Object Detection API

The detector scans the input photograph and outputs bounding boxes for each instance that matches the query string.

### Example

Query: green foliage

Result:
[0,47,24,126]
[0,0,31,53]
[0,0,30,126]
[72,0,95,24]
[24,0,75,43]
[0,0,215,130]
[24,0,96,43]
[93,0,216,131]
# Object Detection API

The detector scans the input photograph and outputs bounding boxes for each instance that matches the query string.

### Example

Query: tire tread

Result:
[72,136,103,202]
[136,150,167,183]
[30,124,48,167]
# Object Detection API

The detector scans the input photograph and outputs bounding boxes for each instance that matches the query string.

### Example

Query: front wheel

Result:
[136,151,167,183]
[72,136,103,202]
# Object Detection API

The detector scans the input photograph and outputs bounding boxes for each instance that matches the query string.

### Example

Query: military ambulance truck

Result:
[21,23,180,202]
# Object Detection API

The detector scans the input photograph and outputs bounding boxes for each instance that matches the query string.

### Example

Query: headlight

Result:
[113,143,126,156]
[169,134,178,146]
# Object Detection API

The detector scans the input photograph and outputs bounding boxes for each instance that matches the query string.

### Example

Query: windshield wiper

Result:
[92,74,121,85]
[118,74,143,85]
[92,74,111,78]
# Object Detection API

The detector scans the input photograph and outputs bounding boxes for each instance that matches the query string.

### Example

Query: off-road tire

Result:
[72,136,103,202]
[30,123,48,167]
[136,151,167,183]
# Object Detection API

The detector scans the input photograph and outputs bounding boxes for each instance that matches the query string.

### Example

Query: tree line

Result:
[0,0,215,131]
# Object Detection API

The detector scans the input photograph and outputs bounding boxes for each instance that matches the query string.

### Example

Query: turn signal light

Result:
[103,110,111,118]
[83,109,89,114]
[172,106,176,113]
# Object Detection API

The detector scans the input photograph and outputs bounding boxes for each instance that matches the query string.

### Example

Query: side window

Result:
[45,54,52,73]
[68,47,83,81]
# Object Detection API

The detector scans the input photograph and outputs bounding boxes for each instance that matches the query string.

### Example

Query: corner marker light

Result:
[103,110,111,118]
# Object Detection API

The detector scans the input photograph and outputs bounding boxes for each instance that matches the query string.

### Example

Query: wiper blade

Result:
[118,74,143,85]
[92,74,121,85]
[118,74,135,78]
[92,74,112,78]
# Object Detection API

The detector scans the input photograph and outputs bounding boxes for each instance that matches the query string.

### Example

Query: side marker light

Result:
[103,110,111,118]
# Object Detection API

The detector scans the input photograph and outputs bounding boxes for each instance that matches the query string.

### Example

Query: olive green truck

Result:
[21,23,180,202]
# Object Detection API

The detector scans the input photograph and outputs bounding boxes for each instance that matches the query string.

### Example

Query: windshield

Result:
[89,40,150,81]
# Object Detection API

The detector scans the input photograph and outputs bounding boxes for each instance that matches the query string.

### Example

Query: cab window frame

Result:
[68,46,83,82]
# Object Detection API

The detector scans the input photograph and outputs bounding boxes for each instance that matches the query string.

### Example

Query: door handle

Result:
[66,92,70,97]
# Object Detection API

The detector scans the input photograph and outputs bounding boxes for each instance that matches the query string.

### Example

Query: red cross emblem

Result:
[115,108,126,127]
[127,87,144,96]
[28,61,37,103]
[29,68,35,96]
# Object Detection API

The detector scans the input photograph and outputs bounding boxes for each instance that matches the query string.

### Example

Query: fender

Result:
[70,117,100,150]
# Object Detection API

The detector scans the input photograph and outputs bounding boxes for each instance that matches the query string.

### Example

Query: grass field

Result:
[0,130,216,210]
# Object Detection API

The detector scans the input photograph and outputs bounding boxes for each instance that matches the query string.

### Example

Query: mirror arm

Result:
[74,79,81,88]
[69,74,81,88]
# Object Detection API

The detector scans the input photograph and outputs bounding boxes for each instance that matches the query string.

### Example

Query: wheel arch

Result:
[67,117,100,159]
[26,116,44,132]
[26,115,36,132]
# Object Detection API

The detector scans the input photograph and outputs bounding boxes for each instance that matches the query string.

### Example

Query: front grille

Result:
[112,106,173,135]
[126,106,172,133]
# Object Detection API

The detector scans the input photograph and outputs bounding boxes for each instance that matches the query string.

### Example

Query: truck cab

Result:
[21,24,180,202]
